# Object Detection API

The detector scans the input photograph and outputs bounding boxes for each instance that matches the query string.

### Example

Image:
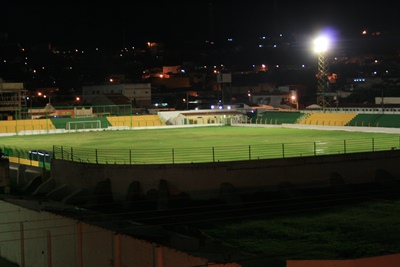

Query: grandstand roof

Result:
[179,110,242,117]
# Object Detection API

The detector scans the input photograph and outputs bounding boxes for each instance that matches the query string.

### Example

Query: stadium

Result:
[1,105,400,267]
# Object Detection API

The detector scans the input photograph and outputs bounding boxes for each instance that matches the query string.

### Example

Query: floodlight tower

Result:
[314,36,330,111]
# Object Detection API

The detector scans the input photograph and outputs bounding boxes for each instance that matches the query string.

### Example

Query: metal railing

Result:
[52,136,400,165]
[0,146,52,169]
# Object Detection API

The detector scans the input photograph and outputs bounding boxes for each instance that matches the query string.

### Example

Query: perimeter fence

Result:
[1,147,52,170]
[50,136,400,166]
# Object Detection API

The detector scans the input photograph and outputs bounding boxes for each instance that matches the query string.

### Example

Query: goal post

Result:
[66,120,102,130]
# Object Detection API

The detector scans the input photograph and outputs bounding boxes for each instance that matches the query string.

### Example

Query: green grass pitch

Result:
[1,126,398,151]
[1,125,399,164]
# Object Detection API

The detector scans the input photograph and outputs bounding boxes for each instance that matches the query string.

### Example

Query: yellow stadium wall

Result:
[0,119,55,133]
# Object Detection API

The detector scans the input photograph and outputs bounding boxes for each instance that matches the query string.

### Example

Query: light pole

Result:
[186,92,189,110]
[44,95,51,106]
[26,96,33,119]
[291,95,298,110]
[182,92,189,110]
[314,35,330,111]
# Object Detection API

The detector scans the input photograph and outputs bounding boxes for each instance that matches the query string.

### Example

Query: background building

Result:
[0,78,27,120]
[82,83,151,108]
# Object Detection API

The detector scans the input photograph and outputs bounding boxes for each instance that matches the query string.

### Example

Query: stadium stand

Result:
[3,112,400,134]
[347,114,382,127]
[0,114,166,134]
[375,114,400,128]
[351,113,400,128]
[107,115,165,127]
[251,111,303,124]
[0,119,55,133]
[299,113,357,126]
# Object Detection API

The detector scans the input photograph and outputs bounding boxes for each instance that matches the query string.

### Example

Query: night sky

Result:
[1,1,399,49]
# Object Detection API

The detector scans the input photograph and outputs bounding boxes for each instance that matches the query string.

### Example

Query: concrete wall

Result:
[9,163,48,191]
[0,159,10,190]
[48,149,400,203]
[0,200,240,267]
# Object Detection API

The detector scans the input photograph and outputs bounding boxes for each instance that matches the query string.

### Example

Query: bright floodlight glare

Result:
[314,36,329,53]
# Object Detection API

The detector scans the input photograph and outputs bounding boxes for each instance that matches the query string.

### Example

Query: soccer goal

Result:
[66,120,102,130]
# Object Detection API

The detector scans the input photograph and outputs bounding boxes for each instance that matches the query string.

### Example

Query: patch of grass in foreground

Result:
[199,199,400,261]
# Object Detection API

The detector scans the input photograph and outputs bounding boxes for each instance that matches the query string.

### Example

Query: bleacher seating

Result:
[0,115,166,134]
[2,112,400,134]
[251,111,303,125]
[375,114,400,128]
[347,114,382,127]
[107,115,165,127]
[0,119,55,133]
[299,113,357,126]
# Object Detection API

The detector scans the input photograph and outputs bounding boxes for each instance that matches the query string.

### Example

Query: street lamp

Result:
[314,35,330,111]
